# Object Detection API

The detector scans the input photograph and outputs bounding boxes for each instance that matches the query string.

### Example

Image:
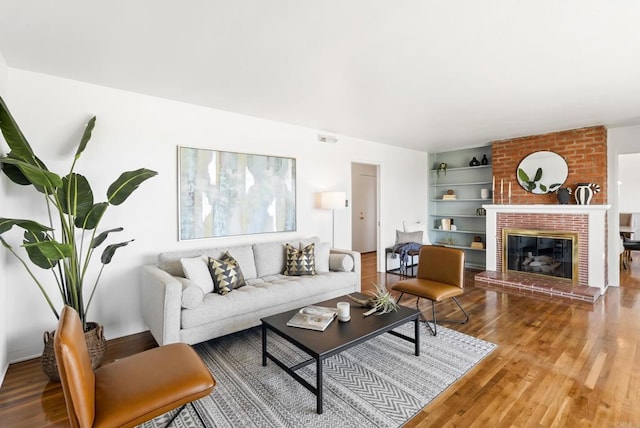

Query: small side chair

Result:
[54,305,216,428]
[392,245,469,335]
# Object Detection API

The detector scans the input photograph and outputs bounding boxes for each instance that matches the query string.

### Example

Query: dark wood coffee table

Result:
[261,294,420,414]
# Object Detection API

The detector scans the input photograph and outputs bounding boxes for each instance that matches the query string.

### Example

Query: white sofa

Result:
[141,237,361,346]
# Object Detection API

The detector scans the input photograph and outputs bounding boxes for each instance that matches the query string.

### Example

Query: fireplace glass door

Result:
[504,230,577,282]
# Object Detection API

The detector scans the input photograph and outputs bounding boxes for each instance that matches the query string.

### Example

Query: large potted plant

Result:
[0,96,157,380]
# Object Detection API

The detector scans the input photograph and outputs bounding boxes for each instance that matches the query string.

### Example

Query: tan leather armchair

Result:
[54,306,216,428]
[392,245,468,335]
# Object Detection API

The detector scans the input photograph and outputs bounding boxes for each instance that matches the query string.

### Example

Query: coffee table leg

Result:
[316,357,323,414]
[414,317,420,356]
[262,323,267,366]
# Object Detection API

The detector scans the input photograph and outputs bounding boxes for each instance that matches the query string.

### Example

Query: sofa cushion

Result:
[178,278,205,309]
[284,243,316,276]
[253,237,321,277]
[180,271,358,329]
[208,257,240,295]
[329,253,354,272]
[314,242,331,273]
[180,256,214,294]
[221,245,257,280]
[253,241,288,277]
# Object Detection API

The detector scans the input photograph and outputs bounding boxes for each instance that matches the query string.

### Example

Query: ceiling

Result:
[1,0,639,152]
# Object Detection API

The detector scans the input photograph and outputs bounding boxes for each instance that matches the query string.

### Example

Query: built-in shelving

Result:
[429,145,492,269]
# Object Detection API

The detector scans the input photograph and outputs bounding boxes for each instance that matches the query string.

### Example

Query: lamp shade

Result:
[319,191,346,209]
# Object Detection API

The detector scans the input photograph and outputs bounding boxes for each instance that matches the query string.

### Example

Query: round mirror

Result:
[516,151,568,194]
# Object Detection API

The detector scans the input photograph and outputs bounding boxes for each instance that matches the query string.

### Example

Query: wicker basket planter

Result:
[41,322,106,381]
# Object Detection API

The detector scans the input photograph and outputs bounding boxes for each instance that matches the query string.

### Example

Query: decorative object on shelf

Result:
[0,96,157,380]
[441,218,452,230]
[473,236,482,242]
[574,182,601,205]
[348,283,398,315]
[556,187,572,204]
[476,207,486,216]
[481,154,489,165]
[450,224,457,231]
[470,240,484,249]
[480,188,489,199]
[436,162,448,176]
[469,157,480,167]
[516,151,568,194]
[442,189,457,200]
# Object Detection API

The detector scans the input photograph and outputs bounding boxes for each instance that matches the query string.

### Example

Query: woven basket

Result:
[42,321,106,382]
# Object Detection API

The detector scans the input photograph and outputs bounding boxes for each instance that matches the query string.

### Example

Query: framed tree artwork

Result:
[178,146,296,240]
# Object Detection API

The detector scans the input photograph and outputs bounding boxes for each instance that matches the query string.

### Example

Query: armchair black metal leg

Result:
[163,404,187,428]
[424,297,469,325]
[191,400,207,427]
[412,297,437,336]
[451,297,470,324]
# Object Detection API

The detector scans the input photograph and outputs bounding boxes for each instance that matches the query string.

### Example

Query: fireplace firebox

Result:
[502,228,578,283]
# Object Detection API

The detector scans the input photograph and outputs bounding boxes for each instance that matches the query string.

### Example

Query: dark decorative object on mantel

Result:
[556,187,572,204]
[575,183,601,205]
[469,157,480,167]
[481,154,489,165]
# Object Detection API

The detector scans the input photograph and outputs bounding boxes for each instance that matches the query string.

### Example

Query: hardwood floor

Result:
[2,251,640,427]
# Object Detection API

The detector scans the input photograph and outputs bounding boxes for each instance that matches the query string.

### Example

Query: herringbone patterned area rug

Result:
[142,323,496,428]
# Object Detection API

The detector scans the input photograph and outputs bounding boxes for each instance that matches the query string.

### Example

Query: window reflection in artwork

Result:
[178,147,296,240]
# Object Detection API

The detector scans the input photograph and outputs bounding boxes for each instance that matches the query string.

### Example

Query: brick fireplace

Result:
[476,205,608,302]
[474,126,609,303]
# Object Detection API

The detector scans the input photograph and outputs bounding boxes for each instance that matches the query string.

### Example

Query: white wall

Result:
[0,50,8,384]
[0,68,428,363]
[619,153,640,213]
[607,125,640,288]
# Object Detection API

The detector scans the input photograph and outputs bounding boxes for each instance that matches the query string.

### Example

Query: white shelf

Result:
[430,165,492,173]
[431,228,486,235]
[432,198,492,202]
[436,243,486,252]
[431,181,492,187]
[430,213,486,218]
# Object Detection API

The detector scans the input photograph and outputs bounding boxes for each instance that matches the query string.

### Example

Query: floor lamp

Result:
[320,191,346,248]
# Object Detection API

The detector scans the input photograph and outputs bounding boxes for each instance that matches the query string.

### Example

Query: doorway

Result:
[619,153,640,285]
[351,163,378,254]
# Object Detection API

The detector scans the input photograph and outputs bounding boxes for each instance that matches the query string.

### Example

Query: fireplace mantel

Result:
[483,204,610,292]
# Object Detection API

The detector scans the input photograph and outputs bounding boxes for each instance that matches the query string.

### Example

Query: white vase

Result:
[575,183,594,205]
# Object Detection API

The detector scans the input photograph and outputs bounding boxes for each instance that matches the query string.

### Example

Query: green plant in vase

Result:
[0,96,157,378]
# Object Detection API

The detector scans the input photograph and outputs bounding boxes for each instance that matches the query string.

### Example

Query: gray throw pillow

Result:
[396,230,423,245]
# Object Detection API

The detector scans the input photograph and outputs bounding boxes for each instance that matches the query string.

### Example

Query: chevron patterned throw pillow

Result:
[284,243,317,276]
[208,257,240,295]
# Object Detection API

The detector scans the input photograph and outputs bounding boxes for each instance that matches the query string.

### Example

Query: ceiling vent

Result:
[317,133,337,144]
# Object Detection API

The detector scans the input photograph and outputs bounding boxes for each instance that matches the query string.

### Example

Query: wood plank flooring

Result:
[1,252,640,427]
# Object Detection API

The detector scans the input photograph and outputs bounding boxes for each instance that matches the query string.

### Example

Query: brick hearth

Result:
[475,271,599,303]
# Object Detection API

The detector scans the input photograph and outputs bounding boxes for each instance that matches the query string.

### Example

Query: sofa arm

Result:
[140,265,182,346]
[330,248,361,292]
